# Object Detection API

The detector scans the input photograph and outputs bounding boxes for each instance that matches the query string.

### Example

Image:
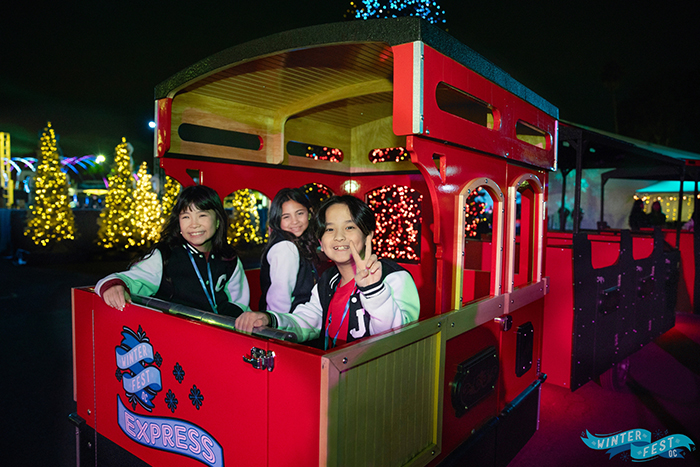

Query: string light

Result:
[97,138,138,250]
[303,183,334,212]
[24,122,76,246]
[347,0,447,24]
[227,189,265,245]
[464,187,492,238]
[369,147,410,163]
[367,184,422,263]
[161,176,181,226]
[133,161,161,246]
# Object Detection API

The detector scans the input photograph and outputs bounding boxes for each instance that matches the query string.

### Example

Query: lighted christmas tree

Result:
[227,189,265,245]
[97,138,138,250]
[133,161,161,247]
[24,122,76,247]
[347,0,446,24]
[160,176,181,228]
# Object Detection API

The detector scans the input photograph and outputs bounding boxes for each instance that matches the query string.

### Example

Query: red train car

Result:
[72,17,566,467]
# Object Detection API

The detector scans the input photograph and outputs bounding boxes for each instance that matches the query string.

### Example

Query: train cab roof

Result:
[154,17,559,173]
[155,17,558,119]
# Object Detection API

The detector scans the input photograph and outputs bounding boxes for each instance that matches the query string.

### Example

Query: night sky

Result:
[2,0,699,168]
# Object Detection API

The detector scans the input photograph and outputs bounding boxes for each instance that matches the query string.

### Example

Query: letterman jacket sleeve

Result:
[223,257,251,313]
[265,241,299,313]
[95,250,163,298]
[267,283,323,342]
[357,268,420,336]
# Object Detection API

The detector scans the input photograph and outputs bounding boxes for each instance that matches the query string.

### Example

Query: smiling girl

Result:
[96,185,250,317]
[236,195,419,348]
[259,188,319,313]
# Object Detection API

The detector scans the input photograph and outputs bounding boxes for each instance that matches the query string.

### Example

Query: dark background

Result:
[2,0,700,170]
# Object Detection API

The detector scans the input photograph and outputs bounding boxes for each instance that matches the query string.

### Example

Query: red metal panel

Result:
[159,157,351,202]
[88,293,269,466]
[267,342,324,467]
[434,323,500,464]
[542,241,574,388]
[157,98,172,158]
[498,300,544,403]
[417,46,556,170]
[392,42,417,136]
[407,136,508,314]
[73,288,97,428]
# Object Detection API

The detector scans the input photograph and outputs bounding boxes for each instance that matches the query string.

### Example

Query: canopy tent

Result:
[557,121,700,234]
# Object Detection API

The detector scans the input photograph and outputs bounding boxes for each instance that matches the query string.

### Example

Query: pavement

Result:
[1,256,698,466]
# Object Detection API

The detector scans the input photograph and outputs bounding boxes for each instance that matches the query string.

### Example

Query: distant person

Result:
[628,199,649,231]
[96,185,250,317]
[236,195,419,348]
[259,187,319,314]
[648,201,666,227]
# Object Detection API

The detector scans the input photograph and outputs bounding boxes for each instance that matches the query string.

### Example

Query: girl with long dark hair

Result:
[96,185,250,317]
[259,187,319,313]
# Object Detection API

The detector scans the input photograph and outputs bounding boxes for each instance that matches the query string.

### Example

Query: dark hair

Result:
[263,187,317,264]
[315,195,376,239]
[139,185,236,263]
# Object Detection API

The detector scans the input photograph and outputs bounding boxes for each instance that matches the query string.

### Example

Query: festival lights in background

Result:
[226,189,266,246]
[369,147,410,163]
[24,122,76,247]
[133,161,161,246]
[464,187,493,238]
[347,0,447,24]
[97,138,138,250]
[367,184,422,263]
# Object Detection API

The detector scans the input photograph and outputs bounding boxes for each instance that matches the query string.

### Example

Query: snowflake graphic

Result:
[620,452,630,462]
[189,385,204,410]
[154,352,163,367]
[165,389,178,413]
[115,368,123,382]
[173,362,185,383]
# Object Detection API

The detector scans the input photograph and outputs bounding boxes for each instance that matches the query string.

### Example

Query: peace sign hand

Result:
[350,236,382,288]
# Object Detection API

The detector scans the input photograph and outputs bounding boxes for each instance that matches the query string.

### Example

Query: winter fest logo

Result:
[115,325,224,467]
[116,325,163,410]
[582,429,695,461]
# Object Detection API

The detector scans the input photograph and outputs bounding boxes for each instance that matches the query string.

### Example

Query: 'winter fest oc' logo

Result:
[114,325,224,466]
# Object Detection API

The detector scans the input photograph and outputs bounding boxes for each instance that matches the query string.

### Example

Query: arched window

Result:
[456,179,504,306]
[507,174,544,291]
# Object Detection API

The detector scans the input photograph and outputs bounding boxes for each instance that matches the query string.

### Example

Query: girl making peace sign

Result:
[236,195,419,349]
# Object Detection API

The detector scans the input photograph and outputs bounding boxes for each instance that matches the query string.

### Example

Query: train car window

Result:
[366,185,422,263]
[507,174,544,291]
[515,121,550,150]
[224,188,268,267]
[368,147,410,163]
[286,141,344,162]
[513,183,535,285]
[435,82,498,130]
[462,186,495,304]
[178,123,263,151]
[302,183,334,213]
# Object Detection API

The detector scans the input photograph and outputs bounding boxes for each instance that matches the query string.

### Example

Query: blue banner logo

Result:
[117,395,224,467]
[582,429,696,461]
[116,325,163,411]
